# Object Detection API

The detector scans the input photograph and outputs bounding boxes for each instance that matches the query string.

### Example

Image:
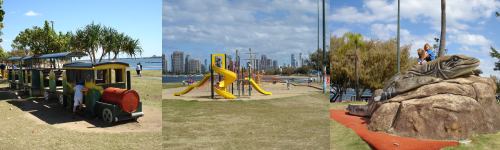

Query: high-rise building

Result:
[272,60,278,70]
[171,51,184,74]
[299,53,303,67]
[201,64,206,73]
[268,59,272,70]
[291,54,296,68]
[188,59,201,74]
[259,54,273,71]
[162,54,168,74]
[204,59,208,73]
[184,54,190,74]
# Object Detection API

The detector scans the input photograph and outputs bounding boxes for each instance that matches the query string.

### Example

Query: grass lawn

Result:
[139,70,163,78]
[163,93,330,149]
[133,70,162,107]
[442,133,500,150]
[0,70,162,149]
[163,82,185,89]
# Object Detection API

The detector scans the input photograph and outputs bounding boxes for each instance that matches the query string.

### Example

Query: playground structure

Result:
[174,53,272,99]
[5,52,144,123]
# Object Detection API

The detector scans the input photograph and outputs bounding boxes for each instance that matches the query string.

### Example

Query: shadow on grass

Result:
[1,87,136,128]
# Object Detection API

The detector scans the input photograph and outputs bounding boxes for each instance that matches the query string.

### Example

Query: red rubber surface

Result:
[330,109,459,150]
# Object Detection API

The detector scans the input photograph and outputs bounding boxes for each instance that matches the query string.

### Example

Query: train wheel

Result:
[102,108,114,123]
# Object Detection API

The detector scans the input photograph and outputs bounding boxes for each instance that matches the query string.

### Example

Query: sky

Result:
[329,0,500,77]
[2,0,162,58]
[163,0,326,70]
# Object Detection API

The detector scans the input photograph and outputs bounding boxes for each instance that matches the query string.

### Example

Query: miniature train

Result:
[5,52,144,123]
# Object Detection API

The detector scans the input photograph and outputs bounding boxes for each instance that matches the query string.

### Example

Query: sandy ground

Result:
[163,81,323,101]
[1,88,161,133]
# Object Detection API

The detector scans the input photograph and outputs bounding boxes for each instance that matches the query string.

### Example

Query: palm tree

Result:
[438,0,446,57]
[122,37,142,58]
[86,23,103,64]
[99,27,119,62]
[70,23,142,63]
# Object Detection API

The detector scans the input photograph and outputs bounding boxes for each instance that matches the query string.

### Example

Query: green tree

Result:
[491,47,500,71]
[11,20,70,55]
[0,0,6,60]
[99,27,118,62]
[330,33,414,101]
[121,36,142,58]
[309,48,330,73]
[71,23,142,64]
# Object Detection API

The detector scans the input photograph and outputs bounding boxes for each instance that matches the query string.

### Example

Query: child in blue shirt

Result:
[424,43,436,61]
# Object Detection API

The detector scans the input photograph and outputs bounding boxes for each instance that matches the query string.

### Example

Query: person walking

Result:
[136,63,142,77]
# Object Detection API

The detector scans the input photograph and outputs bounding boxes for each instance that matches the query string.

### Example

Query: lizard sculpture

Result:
[347,55,480,117]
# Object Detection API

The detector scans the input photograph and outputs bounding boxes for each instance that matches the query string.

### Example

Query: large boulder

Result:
[368,75,500,140]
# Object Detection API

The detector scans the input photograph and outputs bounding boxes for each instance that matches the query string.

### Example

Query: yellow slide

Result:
[246,78,272,95]
[173,64,237,99]
[212,64,237,99]
[173,74,211,96]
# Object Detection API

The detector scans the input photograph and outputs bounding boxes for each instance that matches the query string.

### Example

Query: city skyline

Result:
[164,50,309,73]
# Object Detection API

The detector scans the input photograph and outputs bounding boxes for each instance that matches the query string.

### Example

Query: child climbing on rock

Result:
[424,43,436,61]
[417,48,428,65]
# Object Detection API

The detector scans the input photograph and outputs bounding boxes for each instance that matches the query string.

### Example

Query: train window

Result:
[96,69,107,84]
[115,69,123,83]
[83,70,94,83]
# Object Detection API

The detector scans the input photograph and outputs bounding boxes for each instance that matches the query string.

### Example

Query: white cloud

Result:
[332,28,350,37]
[330,0,500,32]
[25,10,40,17]
[369,23,433,54]
[163,0,319,64]
[451,33,491,48]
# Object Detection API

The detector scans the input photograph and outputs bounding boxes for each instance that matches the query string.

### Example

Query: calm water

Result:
[163,75,205,83]
[331,88,373,101]
[79,57,162,70]
[163,75,321,83]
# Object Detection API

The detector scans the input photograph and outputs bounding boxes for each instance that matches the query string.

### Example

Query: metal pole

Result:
[248,49,252,96]
[397,0,401,73]
[322,0,326,93]
[317,0,320,57]
[236,50,240,97]
[248,63,252,96]
[211,54,214,99]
